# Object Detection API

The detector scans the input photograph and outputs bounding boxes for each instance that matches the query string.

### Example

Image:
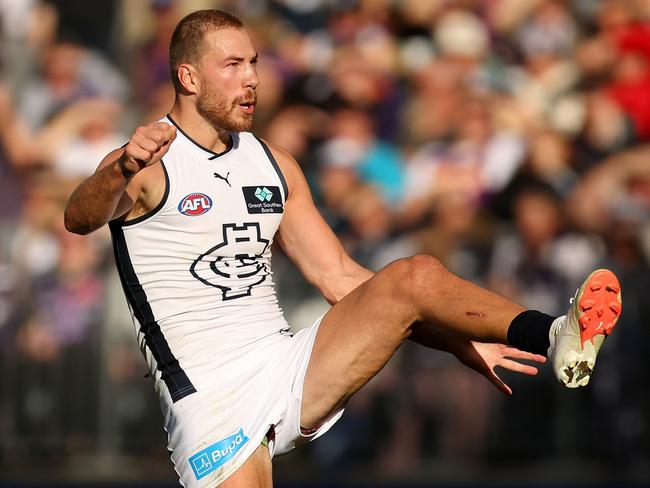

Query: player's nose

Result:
[243,63,259,90]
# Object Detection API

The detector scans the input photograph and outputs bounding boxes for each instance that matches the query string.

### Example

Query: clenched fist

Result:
[120,122,177,177]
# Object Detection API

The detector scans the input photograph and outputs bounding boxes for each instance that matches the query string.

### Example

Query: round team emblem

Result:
[178,193,213,216]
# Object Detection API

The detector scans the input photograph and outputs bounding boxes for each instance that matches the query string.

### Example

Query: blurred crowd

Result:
[0,0,648,484]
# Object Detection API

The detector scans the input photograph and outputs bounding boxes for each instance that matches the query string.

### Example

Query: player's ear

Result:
[178,64,200,95]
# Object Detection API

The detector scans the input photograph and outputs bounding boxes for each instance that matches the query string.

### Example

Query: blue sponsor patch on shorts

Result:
[189,428,249,480]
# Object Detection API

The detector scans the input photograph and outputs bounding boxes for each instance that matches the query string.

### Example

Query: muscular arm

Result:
[64,148,140,234]
[272,144,373,304]
[64,122,176,235]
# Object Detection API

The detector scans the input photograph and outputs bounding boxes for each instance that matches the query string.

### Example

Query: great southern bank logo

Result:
[189,428,249,480]
[178,193,212,216]
[242,186,283,214]
[255,186,273,202]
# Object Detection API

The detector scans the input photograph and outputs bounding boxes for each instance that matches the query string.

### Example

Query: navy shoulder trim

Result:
[254,136,289,201]
[166,114,233,159]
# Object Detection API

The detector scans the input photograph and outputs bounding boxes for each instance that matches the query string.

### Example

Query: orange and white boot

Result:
[548,269,622,388]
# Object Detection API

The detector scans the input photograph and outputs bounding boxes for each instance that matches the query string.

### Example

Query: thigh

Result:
[219,443,272,488]
[301,260,416,428]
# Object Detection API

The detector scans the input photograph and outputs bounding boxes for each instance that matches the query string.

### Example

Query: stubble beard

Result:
[196,89,254,133]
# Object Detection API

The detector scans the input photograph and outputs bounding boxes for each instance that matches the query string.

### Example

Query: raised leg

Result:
[301,255,525,428]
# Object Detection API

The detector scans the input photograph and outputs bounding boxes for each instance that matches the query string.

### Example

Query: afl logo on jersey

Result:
[178,193,213,216]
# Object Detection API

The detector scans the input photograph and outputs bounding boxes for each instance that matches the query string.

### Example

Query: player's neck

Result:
[169,102,231,154]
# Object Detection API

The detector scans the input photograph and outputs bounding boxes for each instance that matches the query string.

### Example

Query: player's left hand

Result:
[455,341,546,396]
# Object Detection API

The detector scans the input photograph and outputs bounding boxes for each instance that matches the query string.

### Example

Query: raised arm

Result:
[64,122,176,235]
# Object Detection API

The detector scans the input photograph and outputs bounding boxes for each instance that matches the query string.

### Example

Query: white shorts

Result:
[164,316,343,487]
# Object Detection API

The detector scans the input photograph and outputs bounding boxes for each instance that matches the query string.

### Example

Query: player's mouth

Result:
[238,100,256,114]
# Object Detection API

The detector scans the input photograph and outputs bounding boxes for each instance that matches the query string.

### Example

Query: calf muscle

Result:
[409,255,523,343]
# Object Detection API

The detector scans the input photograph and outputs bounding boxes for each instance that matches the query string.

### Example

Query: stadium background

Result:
[0,0,648,486]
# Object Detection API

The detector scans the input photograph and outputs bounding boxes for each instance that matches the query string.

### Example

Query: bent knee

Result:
[406,254,445,274]
[383,254,447,293]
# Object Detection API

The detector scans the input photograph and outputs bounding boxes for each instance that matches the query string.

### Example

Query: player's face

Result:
[195,27,259,132]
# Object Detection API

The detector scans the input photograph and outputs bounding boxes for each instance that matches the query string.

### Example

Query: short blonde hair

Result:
[169,9,243,92]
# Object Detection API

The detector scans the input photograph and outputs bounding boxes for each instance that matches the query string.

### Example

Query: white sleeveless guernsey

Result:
[109,115,290,404]
[109,116,342,487]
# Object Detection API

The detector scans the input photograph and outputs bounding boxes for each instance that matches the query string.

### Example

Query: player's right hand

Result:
[120,122,177,177]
